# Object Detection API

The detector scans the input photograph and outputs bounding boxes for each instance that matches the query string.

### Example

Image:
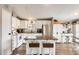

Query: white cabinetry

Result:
[12,16,20,50]
[17,34,24,47]
[26,40,55,55]
[16,18,20,28]
[12,35,17,50]
[12,17,17,28]
[20,20,25,28]
[12,16,20,28]
[25,21,28,28]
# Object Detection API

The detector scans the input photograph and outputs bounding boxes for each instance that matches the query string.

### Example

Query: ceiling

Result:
[8,4,79,22]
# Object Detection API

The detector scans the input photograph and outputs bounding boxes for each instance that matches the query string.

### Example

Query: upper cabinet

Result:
[12,19,28,29]
[12,17,16,28]
[19,20,29,28]
[19,20,25,28]
[16,18,20,28]
[12,16,20,28]
[25,21,28,28]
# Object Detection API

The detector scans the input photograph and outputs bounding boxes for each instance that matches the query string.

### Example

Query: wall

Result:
[0,5,2,55]
[2,5,12,55]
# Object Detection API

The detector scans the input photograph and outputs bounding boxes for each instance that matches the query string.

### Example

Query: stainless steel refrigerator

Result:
[42,24,53,36]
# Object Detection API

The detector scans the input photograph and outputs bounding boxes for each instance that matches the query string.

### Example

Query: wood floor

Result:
[12,43,26,55]
[12,43,79,55]
[56,43,79,55]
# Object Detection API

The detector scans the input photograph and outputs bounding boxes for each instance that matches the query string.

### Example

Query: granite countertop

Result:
[17,33,42,34]
[24,36,58,40]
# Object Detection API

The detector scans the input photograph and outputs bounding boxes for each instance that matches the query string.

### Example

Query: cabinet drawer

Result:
[29,43,39,47]
[43,43,54,48]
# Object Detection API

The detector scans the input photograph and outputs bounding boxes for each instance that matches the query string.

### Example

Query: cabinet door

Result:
[16,18,20,28]
[12,36,17,50]
[2,8,12,55]
[12,17,20,28]
[17,34,23,47]
[12,17,17,28]
[20,21,25,28]
[25,21,28,28]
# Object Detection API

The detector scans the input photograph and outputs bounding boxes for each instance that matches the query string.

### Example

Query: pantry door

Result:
[2,8,12,55]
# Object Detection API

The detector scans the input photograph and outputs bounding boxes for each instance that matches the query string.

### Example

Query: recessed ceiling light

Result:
[74,12,78,16]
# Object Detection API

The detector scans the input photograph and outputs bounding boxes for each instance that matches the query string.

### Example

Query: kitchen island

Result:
[25,36,57,55]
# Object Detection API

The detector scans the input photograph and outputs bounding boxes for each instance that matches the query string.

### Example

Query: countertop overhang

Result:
[24,36,58,40]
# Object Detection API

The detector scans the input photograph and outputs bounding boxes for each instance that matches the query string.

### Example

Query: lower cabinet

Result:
[17,34,24,48]
[12,34,24,51]
[42,43,54,55]
[12,36,17,51]
[26,40,55,55]
[29,48,39,55]
[17,39,23,48]
[42,48,54,55]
